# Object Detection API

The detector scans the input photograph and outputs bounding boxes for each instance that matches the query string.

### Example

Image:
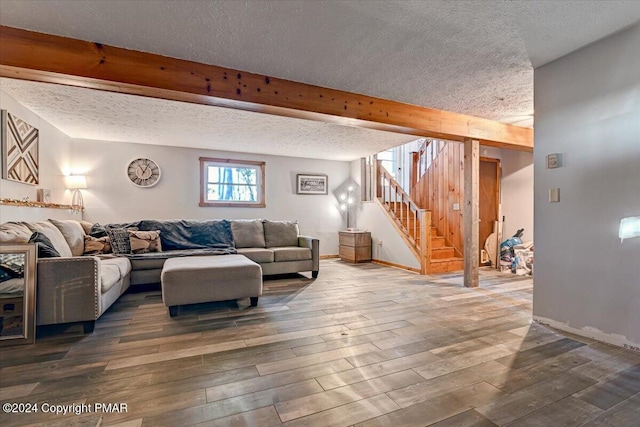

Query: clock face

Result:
[127,158,161,187]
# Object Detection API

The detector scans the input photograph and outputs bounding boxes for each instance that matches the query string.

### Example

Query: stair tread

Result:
[430,257,464,263]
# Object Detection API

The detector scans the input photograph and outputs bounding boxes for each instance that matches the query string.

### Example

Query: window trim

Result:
[199,157,266,208]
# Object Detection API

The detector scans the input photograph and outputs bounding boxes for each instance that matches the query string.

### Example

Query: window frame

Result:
[199,157,266,208]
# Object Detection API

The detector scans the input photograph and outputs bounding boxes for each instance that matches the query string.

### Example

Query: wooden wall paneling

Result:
[447,146,453,249]
[441,146,449,242]
[408,141,466,257]
[456,143,464,254]
[451,144,461,253]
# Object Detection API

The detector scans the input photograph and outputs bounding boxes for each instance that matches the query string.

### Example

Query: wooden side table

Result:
[339,231,372,263]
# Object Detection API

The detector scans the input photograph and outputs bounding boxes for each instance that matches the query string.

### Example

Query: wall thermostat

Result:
[547,153,562,169]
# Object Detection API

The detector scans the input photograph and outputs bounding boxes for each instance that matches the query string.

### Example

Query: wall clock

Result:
[126,158,161,187]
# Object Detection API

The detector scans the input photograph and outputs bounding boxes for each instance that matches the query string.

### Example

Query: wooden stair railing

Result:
[376,160,432,274]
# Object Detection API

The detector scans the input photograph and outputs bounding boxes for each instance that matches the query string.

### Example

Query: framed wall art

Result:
[296,174,328,195]
[1,110,40,185]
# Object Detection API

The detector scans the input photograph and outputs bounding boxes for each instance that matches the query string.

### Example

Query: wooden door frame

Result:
[479,157,501,267]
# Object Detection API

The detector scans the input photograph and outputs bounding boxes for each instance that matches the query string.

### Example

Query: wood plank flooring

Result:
[1,260,638,426]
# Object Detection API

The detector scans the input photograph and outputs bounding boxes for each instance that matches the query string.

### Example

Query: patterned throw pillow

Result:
[84,235,112,255]
[105,226,131,254]
[128,230,162,254]
[28,231,61,258]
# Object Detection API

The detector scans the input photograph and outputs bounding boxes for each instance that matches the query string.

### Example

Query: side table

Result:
[338,230,372,263]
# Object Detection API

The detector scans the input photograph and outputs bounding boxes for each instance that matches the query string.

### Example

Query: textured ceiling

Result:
[0,78,416,161]
[0,0,638,159]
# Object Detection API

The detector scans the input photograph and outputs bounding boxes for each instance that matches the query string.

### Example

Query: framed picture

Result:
[297,174,328,195]
[1,110,40,185]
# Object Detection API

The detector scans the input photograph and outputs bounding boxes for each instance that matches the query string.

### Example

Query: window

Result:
[199,157,265,207]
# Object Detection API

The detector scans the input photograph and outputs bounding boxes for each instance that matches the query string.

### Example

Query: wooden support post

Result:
[463,139,480,287]
[375,159,382,199]
[410,151,419,188]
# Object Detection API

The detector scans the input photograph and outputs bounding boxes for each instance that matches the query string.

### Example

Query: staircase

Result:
[377,161,464,274]
[385,202,464,274]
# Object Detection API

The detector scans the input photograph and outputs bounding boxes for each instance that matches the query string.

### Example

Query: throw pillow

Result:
[49,219,85,256]
[263,220,299,247]
[24,221,73,257]
[128,230,162,254]
[89,223,108,238]
[84,235,112,255]
[28,231,62,258]
[0,222,33,243]
[79,221,94,235]
[105,226,131,254]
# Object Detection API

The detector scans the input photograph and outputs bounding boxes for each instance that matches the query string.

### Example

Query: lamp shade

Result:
[65,175,87,189]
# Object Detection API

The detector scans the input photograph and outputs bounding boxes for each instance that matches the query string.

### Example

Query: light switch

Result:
[453,203,460,211]
[549,188,560,203]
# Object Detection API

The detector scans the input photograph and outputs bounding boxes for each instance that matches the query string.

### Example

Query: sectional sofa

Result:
[0,218,319,332]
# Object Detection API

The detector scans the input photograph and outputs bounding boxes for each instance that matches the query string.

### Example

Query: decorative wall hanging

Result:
[1,110,39,185]
[296,174,328,195]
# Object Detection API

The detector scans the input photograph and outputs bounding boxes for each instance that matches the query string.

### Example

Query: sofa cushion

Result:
[231,220,266,248]
[0,222,33,243]
[84,235,112,255]
[236,248,275,263]
[100,264,121,293]
[263,220,299,248]
[50,219,86,256]
[28,232,61,258]
[129,255,167,271]
[271,247,312,262]
[101,256,132,277]
[129,230,162,254]
[105,226,132,254]
[25,221,73,257]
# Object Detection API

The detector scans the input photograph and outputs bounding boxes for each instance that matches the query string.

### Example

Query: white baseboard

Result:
[533,315,640,353]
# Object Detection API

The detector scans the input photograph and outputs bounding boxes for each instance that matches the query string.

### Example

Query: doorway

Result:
[479,158,500,265]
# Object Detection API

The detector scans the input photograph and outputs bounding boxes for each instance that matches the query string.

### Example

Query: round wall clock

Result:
[126,158,161,187]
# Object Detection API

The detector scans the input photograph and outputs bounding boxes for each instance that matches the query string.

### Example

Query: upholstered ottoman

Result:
[161,255,262,317]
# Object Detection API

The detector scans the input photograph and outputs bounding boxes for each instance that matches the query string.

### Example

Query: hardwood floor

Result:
[1,260,638,426]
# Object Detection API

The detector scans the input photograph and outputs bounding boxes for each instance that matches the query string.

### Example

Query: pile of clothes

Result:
[499,229,533,275]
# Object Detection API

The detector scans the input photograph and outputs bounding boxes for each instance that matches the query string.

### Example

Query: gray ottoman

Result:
[161,255,262,317]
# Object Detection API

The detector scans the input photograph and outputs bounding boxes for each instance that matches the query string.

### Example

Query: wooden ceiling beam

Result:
[0,26,533,151]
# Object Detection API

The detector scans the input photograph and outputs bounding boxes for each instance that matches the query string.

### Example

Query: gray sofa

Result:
[127,219,319,285]
[0,218,319,332]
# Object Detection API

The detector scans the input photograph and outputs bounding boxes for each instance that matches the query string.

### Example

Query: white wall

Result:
[359,202,421,270]
[533,24,640,348]
[500,150,534,242]
[0,89,72,205]
[71,139,350,255]
[350,159,421,270]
